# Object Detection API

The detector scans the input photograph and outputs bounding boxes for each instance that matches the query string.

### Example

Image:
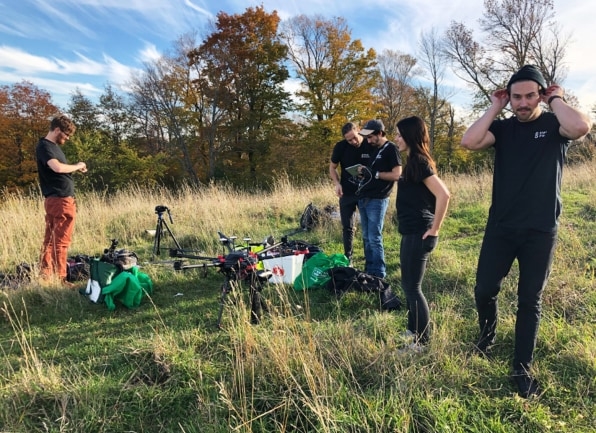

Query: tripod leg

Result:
[249,284,261,324]
[161,219,183,251]
[249,273,267,324]
[152,217,163,259]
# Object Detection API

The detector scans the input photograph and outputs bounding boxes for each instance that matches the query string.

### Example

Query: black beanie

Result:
[507,65,547,90]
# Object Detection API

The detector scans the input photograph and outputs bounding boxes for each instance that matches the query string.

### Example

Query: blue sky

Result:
[1,0,594,119]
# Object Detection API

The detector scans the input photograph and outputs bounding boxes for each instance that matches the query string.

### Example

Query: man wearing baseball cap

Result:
[355,119,402,279]
[461,65,592,398]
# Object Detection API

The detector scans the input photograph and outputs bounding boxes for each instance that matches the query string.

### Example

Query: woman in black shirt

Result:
[395,116,450,352]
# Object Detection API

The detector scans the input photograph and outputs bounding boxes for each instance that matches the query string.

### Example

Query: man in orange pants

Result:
[36,115,87,286]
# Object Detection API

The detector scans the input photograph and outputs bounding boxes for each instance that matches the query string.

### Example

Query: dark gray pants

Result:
[339,195,359,262]
[474,224,556,371]
[400,233,438,344]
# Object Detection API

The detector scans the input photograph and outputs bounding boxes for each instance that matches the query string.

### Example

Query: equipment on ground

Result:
[150,204,321,329]
[171,232,314,328]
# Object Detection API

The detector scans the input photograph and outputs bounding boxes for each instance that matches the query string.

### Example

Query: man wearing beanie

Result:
[461,65,592,398]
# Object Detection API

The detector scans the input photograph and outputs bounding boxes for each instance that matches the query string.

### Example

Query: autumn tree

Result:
[0,81,58,192]
[186,41,228,181]
[443,0,569,112]
[281,15,378,151]
[416,28,459,153]
[129,41,202,186]
[195,6,291,184]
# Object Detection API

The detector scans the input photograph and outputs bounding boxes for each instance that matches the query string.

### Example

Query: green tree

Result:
[66,87,168,192]
[98,84,135,148]
[68,89,101,133]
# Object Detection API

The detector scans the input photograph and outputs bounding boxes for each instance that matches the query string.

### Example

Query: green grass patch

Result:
[0,165,595,432]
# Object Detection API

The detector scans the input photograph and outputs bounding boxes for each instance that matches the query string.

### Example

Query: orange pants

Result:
[40,197,76,280]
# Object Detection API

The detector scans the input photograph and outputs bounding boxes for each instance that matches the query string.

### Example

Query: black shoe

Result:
[511,370,540,398]
[473,339,494,359]
[379,289,402,311]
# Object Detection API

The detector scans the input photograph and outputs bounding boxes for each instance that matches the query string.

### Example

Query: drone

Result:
[149,204,319,329]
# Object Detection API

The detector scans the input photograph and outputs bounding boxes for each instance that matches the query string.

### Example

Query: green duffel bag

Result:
[90,259,120,288]
[79,259,121,303]
[293,252,349,290]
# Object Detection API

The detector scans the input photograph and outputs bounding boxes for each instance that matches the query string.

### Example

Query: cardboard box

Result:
[262,254,305,284]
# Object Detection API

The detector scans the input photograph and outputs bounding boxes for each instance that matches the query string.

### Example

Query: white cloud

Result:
[184,0,212,16]
[555,4,596,111]
[0,44,139,108]
[0,46,61,74]
[36,0,96,38]
[103,55,141,87]
[0,69,101,108]
[138,44,163,64]
[0,46,129,79]
[0,0,594,115]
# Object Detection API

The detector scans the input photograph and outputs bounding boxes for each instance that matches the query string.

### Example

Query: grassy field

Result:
[0,166,594,432]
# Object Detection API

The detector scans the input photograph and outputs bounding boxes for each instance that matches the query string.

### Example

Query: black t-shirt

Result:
[396,162,436,234]
[36,137,75,197]
[331,139,374,196]
[357,141,401,199]
[488,112,568,232]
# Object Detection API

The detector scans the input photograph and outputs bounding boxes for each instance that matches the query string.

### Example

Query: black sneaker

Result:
[511,370,540,398]
[473,339,494,359]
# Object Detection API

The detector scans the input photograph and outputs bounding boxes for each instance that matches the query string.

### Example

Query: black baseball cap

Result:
[359,119,385,136]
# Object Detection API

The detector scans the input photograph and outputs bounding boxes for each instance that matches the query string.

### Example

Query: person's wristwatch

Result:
[375,171,380,179]
[548,95,566,106]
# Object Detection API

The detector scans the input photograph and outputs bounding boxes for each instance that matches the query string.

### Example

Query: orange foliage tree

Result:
[193,6,292,185]
[0,81,59,192]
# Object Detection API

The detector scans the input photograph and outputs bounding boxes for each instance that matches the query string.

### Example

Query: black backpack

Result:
[325,266,402,311]
[300,203,323,231]
[66,255,91,282]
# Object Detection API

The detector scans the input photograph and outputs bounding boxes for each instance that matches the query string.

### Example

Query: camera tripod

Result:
[152,205,182,260]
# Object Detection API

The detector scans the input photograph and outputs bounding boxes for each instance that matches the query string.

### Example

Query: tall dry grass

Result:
[0,175,337,272]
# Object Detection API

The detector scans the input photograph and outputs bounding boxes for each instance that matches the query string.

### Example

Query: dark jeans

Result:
[339,195,359,262]
[474,224,556,371]
[400,233,438,344]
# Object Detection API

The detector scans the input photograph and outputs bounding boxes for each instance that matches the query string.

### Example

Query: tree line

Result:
[0,0,593,194]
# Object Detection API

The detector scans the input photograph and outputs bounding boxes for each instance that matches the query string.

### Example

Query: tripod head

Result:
[104,238,119,255]
[155,205,173,223]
